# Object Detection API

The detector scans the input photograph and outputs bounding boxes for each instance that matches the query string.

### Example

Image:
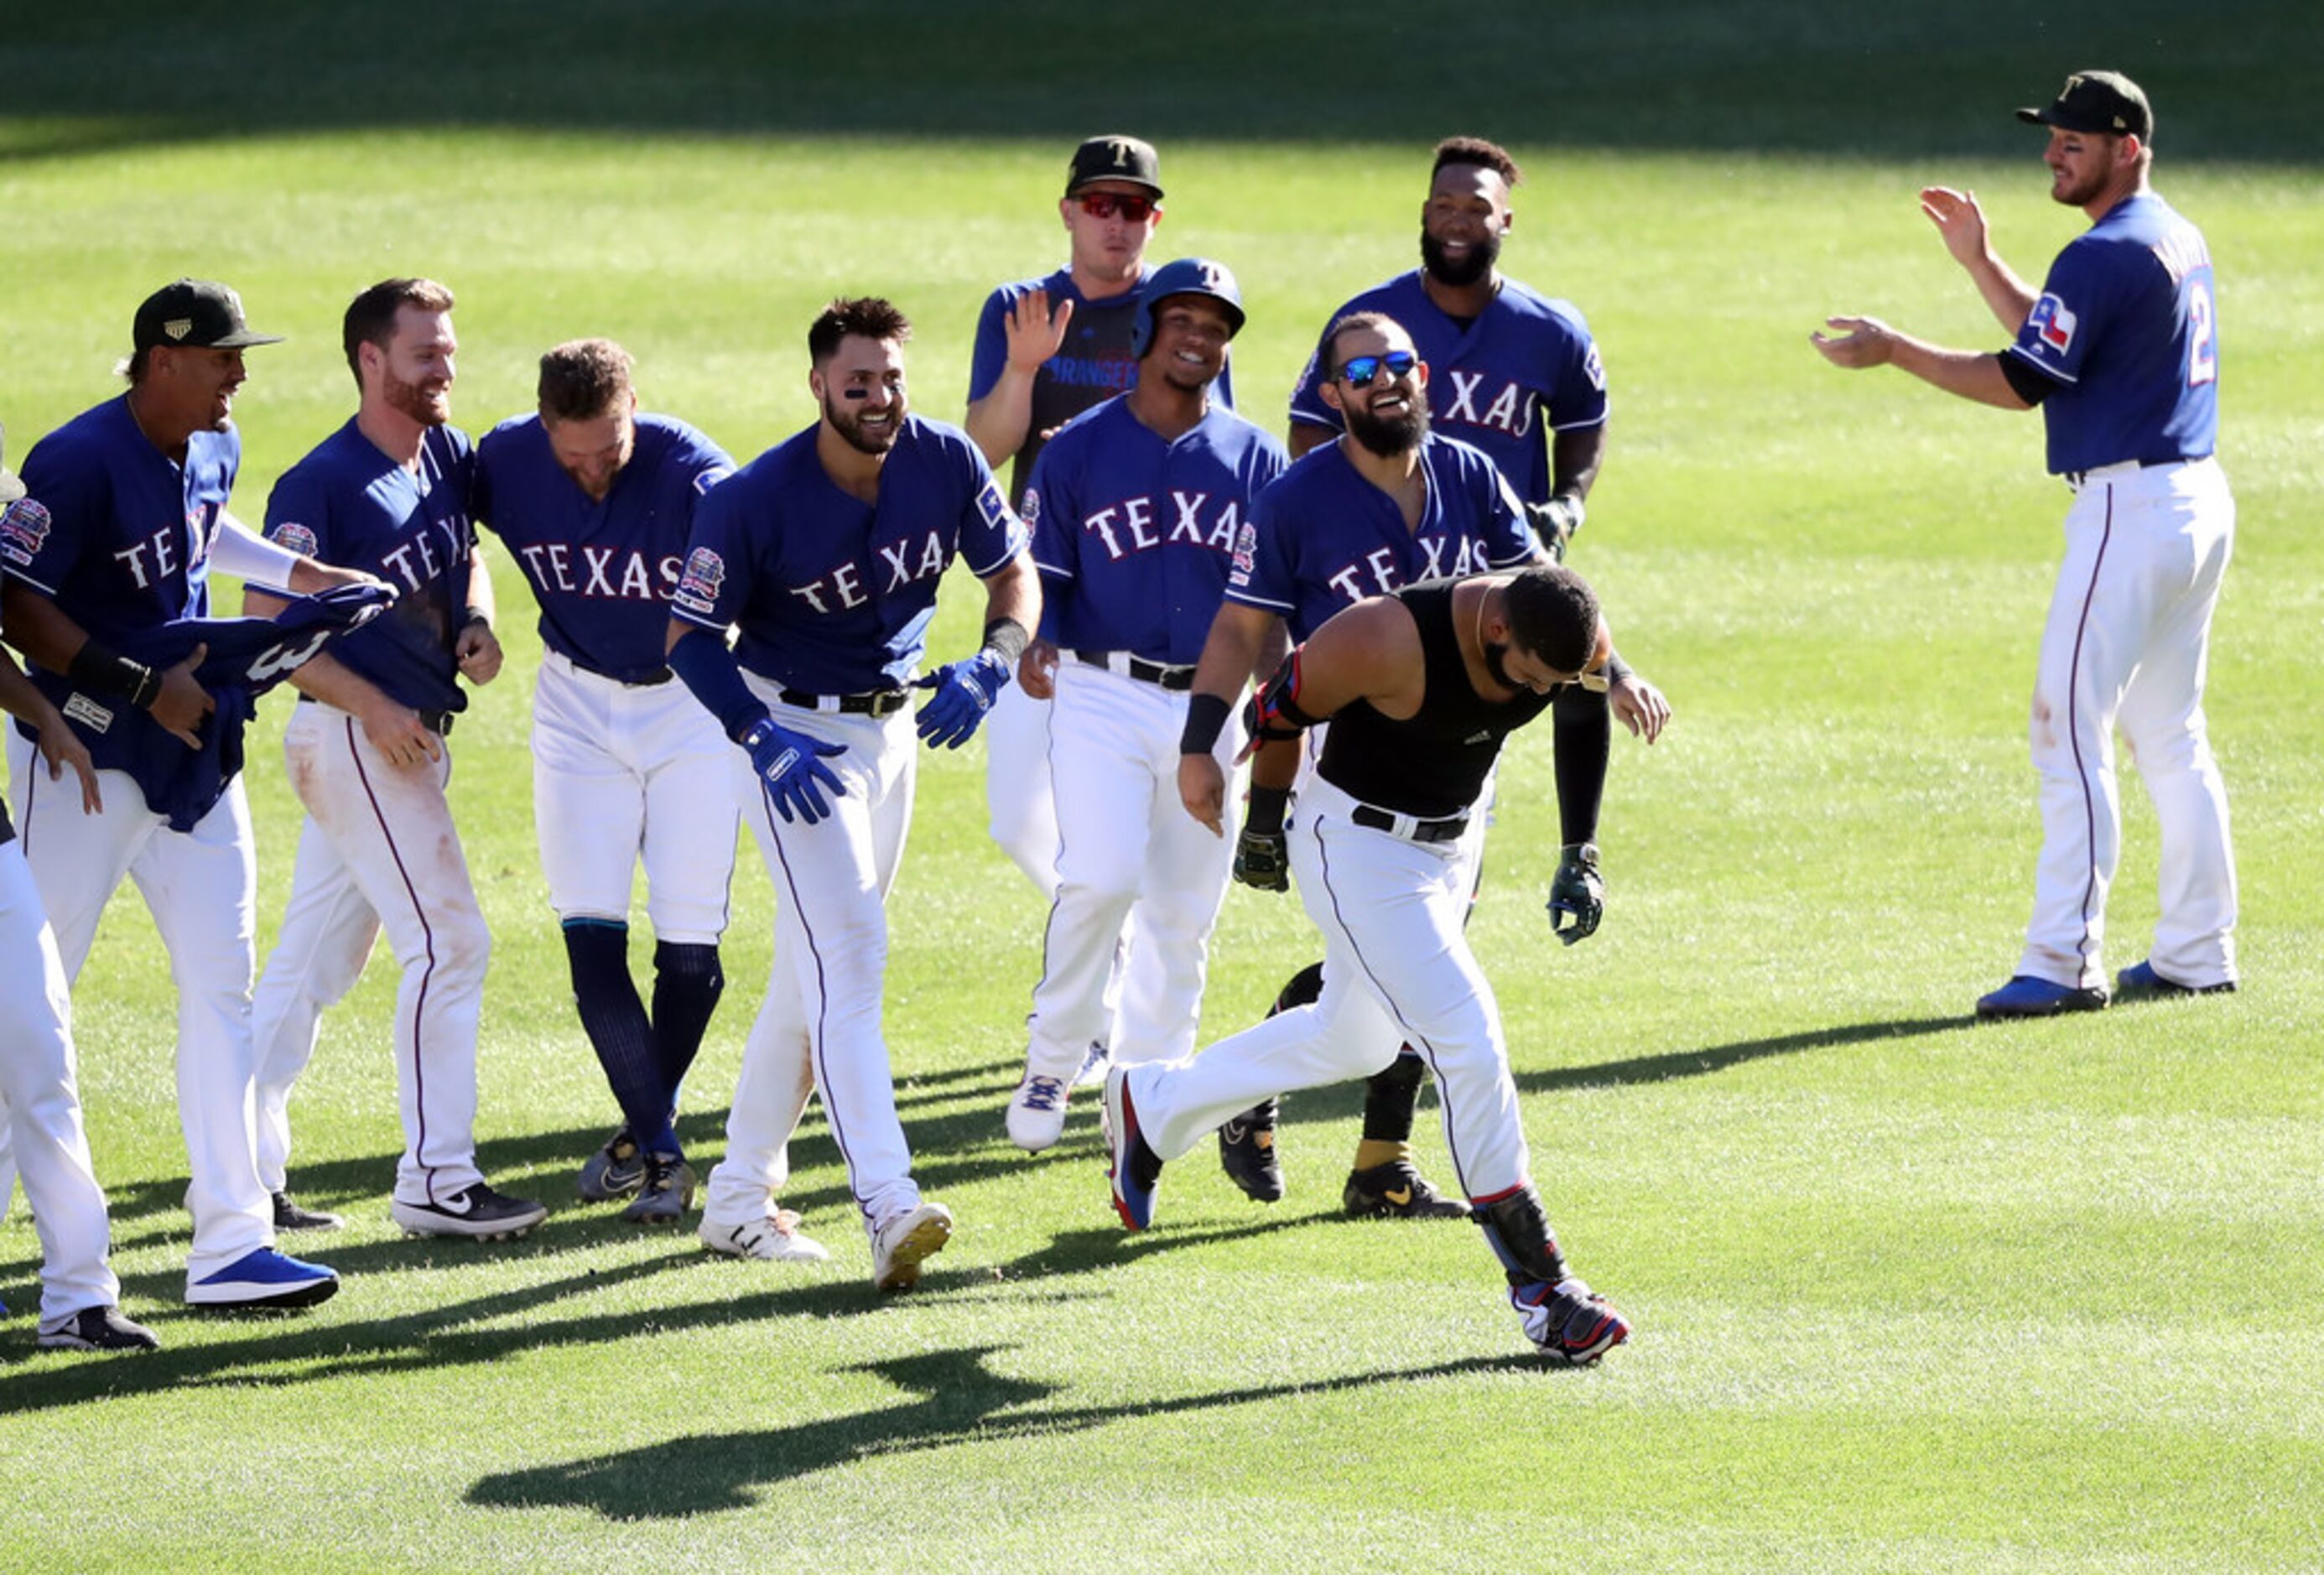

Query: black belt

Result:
[1350,804,1469,843]
[585,663,674,688]
[2062,458,2183,490]
[298,694,455,735]
[1074,650,1197,692]
[778,687,910,718]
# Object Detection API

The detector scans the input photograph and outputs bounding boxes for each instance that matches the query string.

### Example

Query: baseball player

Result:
[1,279,361,1311]
[0,426,158,1352]
[1003,259,1287,1151]
[472,339,737,1224]
[1812,70,2238,1015]
[667,297,1037,1288]
[966,137,1235,969]
[1183,310,1666,1215]
[245,277,548,1239]
[1111,564,1635,1364]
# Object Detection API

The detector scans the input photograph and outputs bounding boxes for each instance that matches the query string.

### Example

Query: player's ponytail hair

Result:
[538,339,635,423]
[1503,564,1599,678]
[808,297,913,366]
[342,278,456,387]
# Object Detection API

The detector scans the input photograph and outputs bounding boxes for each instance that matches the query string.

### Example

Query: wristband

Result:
[1245,783,1290,835]
[1180,693,1230,754]
[69,639,162,710]
[1604,649,1632,687]
[461,606,491,632]
[980,616,1030,666]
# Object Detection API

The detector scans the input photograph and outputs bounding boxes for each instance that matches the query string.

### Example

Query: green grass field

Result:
[4,5,2321,1570]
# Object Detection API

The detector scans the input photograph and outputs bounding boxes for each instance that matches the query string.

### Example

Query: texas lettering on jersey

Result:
[517,542,682,603]
[1072,490,1245,563]
[786,528,950,613]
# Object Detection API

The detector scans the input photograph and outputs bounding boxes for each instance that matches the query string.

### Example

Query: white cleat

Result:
[870,1201,953,1292]
[1006,1073,1070,1152]
[698,1209,830,1263]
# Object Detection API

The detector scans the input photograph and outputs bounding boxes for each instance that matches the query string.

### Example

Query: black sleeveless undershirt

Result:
[1316,579,1556,820]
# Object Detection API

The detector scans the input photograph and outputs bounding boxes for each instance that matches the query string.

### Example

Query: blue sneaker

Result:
[1101,1067,1162,1231]
[2116,959,2237,999]
[185,1247,340,1310]
[1975,975,2108,1020]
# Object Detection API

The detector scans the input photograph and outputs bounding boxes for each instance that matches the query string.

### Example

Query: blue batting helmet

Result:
[1130,257,1245,359]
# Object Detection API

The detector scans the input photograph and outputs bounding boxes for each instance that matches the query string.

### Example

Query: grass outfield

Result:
[4,8,2324,1571]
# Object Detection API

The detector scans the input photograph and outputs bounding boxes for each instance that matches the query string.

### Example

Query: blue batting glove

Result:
[740,714,848,824]
[913,650,1011,749]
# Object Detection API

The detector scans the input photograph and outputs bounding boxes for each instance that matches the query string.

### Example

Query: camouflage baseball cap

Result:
[0,420,23,504]
[2017,70,2153,140]
[132,278,286,353]
[1066,134,1162,198]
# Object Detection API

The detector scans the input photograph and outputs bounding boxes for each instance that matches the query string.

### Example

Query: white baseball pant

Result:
[250,702,488,1207]
[2022,457,2237,989]
[6,733,274,1287]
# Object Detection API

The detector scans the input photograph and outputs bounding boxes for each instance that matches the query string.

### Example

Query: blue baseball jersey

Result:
[265,420,478,715]
[1026,396,1287,666]
[1225,434,1535,642]
[2006,192,2220,476]
[474,413,734,684]
[2,397,246,805]
[1287,270,1607,505]
[970,267,1235,506]
[670,414,1026,694]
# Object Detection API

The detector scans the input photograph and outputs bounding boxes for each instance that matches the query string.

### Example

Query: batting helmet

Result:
[1130,257,1245,359]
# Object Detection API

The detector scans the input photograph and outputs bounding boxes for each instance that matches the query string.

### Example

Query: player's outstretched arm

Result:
[243,583,440,767]
[1920,187,2040,335]
[1809,318,2030,410]
[964,288,1074,468]
[1178,600,1281,835]
[916,553,1040,750]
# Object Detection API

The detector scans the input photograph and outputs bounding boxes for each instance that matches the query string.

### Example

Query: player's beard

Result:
[2050,164,2109,208]
[1421,226,1500,288]
[824,392,903,455]
[384,370,451,429]
[1342,392,1428,459]
[1480,639,1517,691]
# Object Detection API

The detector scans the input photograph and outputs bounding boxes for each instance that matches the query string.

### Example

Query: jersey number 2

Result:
[2187,281,2217,387]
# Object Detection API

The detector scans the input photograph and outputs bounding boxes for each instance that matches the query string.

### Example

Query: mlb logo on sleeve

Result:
[2029,294,2079,354]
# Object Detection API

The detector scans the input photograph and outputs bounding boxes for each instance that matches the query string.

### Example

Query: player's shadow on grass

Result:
[0,1212,1325,1410]
[1518,1013,1979,1094]
[466,1342,1547,1520]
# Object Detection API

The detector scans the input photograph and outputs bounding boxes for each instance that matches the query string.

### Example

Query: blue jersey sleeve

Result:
[968,287,1014,404]
[263,461,334,564]
[1546,309,1611,431]
[957,441,1026,579]
[1478,456,1536,566]
[1225,478,1299,614]
[670,476,755,632]
[2012,241,2116,387]
[6,440,103,595]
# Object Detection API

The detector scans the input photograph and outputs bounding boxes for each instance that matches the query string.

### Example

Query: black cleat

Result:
[38,1305,162,1353]
[575,1128,646,1201]
[1217,1099,1284,1203]
[393,1183,549,1240]
[1343,1159,1469,1220]
[272,1190,346,1231]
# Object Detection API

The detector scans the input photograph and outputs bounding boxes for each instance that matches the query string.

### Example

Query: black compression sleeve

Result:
[1551,682,1612,847]
[1245,782,1289,835]
[1997,351,2056,407]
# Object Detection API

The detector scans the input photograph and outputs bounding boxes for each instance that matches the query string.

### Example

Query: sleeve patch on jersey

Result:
[673,546,726,616]
[1020,486,1041,528]
[64,692,116,734]
[1583,342,1607,392]
[1,497,54,566]
[1229,519,1258,584]
[692,465,732,497]
[270,522,320,559]
[976,478,1012,533]
[2027,293,2078,354]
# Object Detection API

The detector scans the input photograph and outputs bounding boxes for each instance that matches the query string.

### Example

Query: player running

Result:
[668,297,1038,1289]
[473,340,737,1225]
[1001,259,1287,1151]
[1112,564,1636,1364]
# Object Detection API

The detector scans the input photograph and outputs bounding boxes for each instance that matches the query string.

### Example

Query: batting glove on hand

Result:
[1547,841,1604,945]
[741,714,848,824]
[914,650,1011,749]
[1526,497,1584,563]
[1233,826,1291,892]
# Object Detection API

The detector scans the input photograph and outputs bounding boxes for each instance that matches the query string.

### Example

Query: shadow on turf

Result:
[1518,1012,1980,1093]
[465,1343,1549,1520]
[0,1211,1332,1410]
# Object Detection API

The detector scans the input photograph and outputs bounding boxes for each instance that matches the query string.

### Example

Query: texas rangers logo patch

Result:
[270,522,320,559]
[0,496,51,567]
[975,479,1011,533]
[673,546,726,616]
[2028,293,2078,354]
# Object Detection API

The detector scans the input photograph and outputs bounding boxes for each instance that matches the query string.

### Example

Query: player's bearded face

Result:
[377,308,457,429]
[1422,223,1501,288]
[2045,129,2119,208]
[1420,164,1512,288]
[817,338,909,455]
[1340,362,1429,457]
[545,405,636,502]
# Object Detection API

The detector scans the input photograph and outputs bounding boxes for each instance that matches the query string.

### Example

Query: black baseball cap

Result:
[2017,70,2153,140]
[1066,135,1163,198]
[132,278,286,353]
[0,421,23,504]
